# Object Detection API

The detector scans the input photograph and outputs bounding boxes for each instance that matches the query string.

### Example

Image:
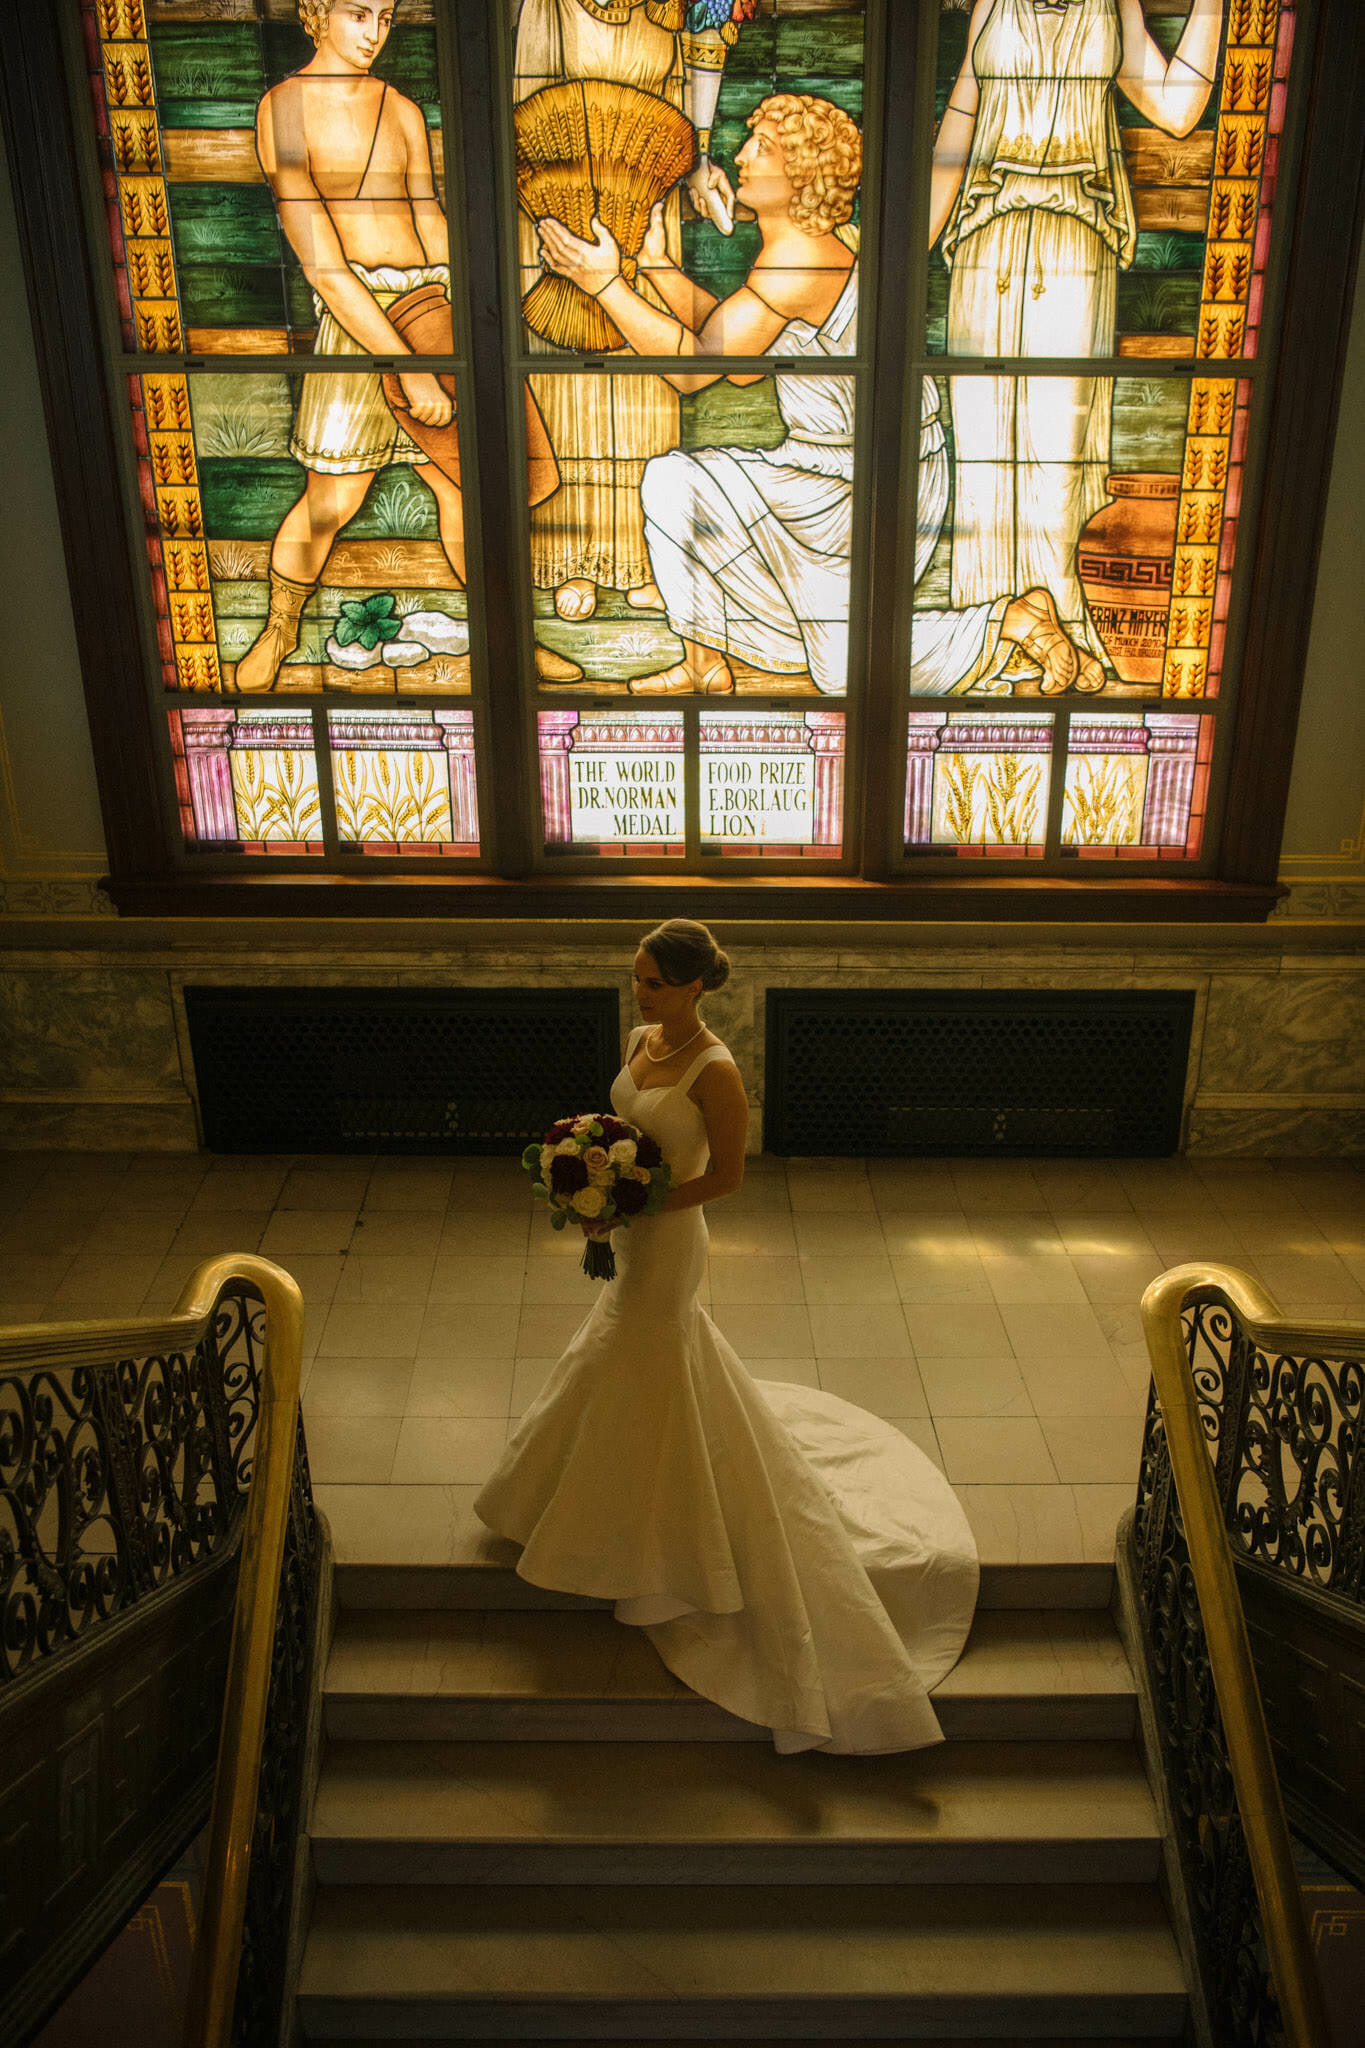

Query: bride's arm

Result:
[660,1060,748,1214]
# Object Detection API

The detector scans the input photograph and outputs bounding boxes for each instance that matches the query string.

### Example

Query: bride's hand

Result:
[580,1219,615,1240]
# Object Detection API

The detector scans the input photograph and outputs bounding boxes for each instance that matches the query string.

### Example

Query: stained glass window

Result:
[55,0,1327,895]
[512,0,864,843]
[169,706,323,853]
[907,372,1250,706]
[1060,711,1212,859]
[926,0,1293,363]
[96,1,444,357]
[896,0,1297,875]
[87,0,483,867]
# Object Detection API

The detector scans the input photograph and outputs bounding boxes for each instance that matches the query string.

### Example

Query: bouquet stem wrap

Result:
[581,1235,617,1282]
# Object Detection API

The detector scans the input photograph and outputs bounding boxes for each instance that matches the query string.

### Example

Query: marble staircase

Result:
[296,1555,1187,2042]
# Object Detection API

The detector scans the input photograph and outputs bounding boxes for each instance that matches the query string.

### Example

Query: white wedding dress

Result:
[475,1033,980,1754]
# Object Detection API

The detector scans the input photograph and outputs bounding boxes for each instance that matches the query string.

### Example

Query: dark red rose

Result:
[635,1134,663,1167]
[612,1176,648,1216]
[545,1118,576,1142]
[600,1117,630,1143]
[549,1153,588,1194]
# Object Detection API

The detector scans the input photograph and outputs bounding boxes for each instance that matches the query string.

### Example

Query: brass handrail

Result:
[1141,1262,1334,2048]
[171,1254,305,2048]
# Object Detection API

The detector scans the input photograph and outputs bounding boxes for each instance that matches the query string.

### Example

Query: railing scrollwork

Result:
[1132,1262,1350,2048]
[0,1254,318,2048]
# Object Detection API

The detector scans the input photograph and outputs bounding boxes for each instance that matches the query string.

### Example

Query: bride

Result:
[476,919,979,1754]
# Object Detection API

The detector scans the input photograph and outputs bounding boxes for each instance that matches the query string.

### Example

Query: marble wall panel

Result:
[0,1100,199,1150]
[3,939,1362,1155]
[1187,1107,1365,1156]
[0,967,182,1094]
[1198,974,1365,1095]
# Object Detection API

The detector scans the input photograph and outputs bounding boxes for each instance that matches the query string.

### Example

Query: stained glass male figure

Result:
[235,0,462,693]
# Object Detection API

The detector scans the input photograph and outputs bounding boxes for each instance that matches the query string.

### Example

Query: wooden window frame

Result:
[3,0,1361,922]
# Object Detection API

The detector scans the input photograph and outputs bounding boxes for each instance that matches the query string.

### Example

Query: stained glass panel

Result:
[329,708,479,855]
[86,0,448,356]
[132,369,470,698]
[908,372,1249,704]
[539,709,685,858]
[511,1,865,708]
[700,709,844,857]
[927,0,1296,360]
[524,368,856,697]
[1060,710,1212,859]
[169,705,323,852]
[510,2,865,356]
[905,711,1052,857]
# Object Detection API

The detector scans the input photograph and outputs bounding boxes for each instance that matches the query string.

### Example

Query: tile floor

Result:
[3,1148,1364,1566]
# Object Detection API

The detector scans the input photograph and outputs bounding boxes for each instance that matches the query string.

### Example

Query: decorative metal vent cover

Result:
[765,989,1194,1157]
[184,986,620,1154]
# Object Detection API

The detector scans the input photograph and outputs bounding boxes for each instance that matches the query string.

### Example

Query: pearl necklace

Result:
[642,1020,706,1064]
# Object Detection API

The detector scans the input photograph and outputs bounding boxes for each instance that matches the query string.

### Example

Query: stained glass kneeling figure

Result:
[538,93,1098,696]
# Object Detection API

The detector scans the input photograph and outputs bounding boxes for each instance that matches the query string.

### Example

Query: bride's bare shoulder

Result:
[692,1041,745,1091]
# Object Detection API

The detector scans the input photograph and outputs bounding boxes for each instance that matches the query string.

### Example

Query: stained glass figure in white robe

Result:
[930,0,1224,652]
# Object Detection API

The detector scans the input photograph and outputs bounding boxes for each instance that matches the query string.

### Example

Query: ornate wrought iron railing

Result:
[1130,1262,1348,2048]
[0,1254,321,2048]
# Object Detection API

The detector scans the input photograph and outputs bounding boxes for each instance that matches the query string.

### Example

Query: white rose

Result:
[572,1184,606,1217]
[629,1164,651,1183]
[608,1139,637,1166]
[587,1162,612,1189]
[539,1145,556,1179]
[554,1137,581,1156]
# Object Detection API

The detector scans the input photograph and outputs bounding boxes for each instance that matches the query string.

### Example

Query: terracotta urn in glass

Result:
[1077,472,1181,685]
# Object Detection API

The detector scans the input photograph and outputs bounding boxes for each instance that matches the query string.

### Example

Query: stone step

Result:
[323,1608,1136,1745]
[333,1559,1115,1615]
[310,1738,1162,1888]
[297,1882,1186,2040]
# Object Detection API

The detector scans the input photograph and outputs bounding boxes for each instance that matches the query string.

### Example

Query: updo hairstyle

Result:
[639,919,731,994]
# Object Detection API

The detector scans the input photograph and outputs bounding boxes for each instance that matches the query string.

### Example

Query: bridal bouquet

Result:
[522,1114,672,1280]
